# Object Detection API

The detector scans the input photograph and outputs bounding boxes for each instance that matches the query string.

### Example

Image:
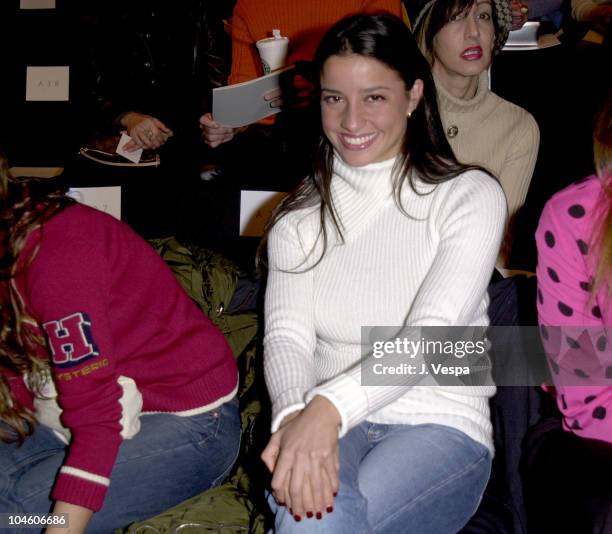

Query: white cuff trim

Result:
[60,466,110,487]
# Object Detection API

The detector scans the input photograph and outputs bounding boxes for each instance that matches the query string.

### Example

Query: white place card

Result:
[68,187,121,220]
[239,190,286,237]
[25,66,69,101]
[20,0,56,8]
[116,133,142,164]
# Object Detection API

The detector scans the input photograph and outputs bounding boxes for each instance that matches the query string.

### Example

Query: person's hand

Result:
[264,87,283,109]
[511,0,529,30]
[199,112,245,148]
[120,112,173,152]
[261,396,341,521]
[46,501,92,534]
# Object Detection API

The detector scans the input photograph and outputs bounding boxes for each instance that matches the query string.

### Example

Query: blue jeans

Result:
[0,398,240,533]
[269,422,491,534]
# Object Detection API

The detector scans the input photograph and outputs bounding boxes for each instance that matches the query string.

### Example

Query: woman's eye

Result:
[323,95,342,104]
[367,94,385,102]
[478,12,491,20]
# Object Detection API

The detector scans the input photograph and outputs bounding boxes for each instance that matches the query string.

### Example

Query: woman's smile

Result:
[339,133,378,149]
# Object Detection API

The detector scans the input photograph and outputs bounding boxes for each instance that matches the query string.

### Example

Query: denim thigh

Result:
[0,398,240,534]
[0,423,66,517]
[360,423,491,534]
[89,397,241,532]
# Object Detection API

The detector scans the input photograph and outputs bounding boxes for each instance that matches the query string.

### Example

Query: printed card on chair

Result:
[25,66,69,101]
[20,0,55,9]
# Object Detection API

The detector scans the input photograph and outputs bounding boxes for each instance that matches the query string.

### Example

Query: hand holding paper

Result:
[211,66,294,129]
[199,113,245,148]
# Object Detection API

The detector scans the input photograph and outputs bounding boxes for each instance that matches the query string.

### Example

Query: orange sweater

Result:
[229,0,402,85]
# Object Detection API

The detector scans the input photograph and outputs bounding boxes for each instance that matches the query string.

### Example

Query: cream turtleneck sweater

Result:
[264,155,506,453]
[436,71,539,264]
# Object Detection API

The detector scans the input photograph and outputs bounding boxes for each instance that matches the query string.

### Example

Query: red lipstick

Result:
[461,46,483,60]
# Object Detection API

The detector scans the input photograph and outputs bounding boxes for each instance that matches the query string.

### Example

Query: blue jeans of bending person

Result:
[0,397,240,534]
[268,422,491,534]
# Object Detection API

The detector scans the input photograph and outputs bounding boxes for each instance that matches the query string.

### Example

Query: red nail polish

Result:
[333,492,338,497]
[306,512,313,518]
[316,512,322,520]
[326,506,334,513]
[289,508,293,515]
[279,502,285,507]
[294,515,302,522]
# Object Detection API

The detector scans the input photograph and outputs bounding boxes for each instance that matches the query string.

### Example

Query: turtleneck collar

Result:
[329,153,398,240]
[434,70,490,114]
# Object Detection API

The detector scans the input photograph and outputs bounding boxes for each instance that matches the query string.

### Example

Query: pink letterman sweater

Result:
[6,204,238,511]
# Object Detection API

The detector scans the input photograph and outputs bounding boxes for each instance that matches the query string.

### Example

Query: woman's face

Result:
[432,0,495,83]
[320,54,422,167]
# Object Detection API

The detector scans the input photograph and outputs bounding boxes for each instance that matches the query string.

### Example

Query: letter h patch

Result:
[43,312,100,368]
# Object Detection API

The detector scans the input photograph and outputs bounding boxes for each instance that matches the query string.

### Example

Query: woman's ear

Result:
[407,79,424,115]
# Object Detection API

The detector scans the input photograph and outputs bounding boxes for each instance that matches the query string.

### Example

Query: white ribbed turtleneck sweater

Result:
[264,155,506,453]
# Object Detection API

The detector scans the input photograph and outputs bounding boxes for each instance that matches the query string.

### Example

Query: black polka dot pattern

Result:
[548,268,560,283]
[574,368,589,379]
[592,306,602,319]
[579,281,591,291]
[571,419,583,430]
[537,289,544,304]
[566,336,580,349]
[593,406,607,420]
[568,204,586,218]
[561,394,567,410]
[544,231,555,248]
[549,358,560,375]
[584,395,596,404]
[577,239,589,255]
[558,302,574,317]
[599,337,609,352]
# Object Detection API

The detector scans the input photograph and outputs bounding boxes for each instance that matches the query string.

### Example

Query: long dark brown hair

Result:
[0,153,74,443]
[259,13,490,269]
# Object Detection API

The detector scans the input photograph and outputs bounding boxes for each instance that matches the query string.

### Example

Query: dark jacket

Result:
[89,0,229,138]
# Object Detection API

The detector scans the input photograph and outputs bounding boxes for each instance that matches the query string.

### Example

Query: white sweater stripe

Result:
[60,466,110,487]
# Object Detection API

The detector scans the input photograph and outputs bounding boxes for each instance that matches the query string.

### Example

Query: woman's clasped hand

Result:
[262,396,341,520]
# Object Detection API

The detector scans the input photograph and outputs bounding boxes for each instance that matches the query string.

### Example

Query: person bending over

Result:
[0,153,240,534]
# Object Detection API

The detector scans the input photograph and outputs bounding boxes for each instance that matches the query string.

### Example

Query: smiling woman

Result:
[259,12,507,534]
[320,55,421,167]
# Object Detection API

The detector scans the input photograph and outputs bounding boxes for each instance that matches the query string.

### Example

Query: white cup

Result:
[256,29,289,74]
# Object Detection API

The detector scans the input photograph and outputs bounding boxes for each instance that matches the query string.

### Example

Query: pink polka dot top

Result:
[536,174,611,444]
